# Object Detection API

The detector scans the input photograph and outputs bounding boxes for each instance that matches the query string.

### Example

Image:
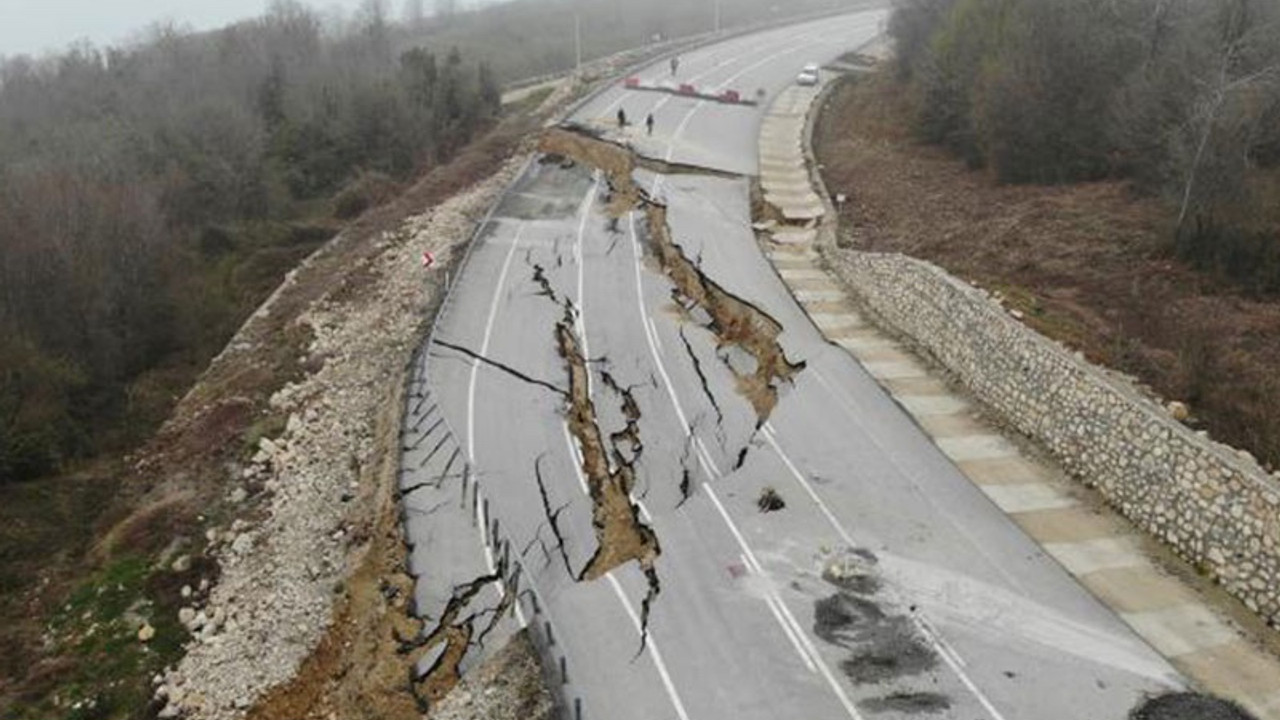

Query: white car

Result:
[796,63,821,86]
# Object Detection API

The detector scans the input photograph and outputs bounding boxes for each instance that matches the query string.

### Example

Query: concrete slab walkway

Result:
[758,86,826,222]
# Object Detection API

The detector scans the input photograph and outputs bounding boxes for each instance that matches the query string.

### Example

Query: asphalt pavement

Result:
[402,10,1188,719]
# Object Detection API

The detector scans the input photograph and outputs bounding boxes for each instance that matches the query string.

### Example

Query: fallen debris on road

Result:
[757,486,786,512]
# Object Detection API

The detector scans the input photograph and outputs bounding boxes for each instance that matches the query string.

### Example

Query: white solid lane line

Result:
[575,173,602,399]
[473,485,527,628]
[606,574,693,720]
[760,423,1010,720]
[628,170,843,684]
[626,211,721,480]
[702,483,864,720]
[740,552,817,674]
[663,21,881,163]
[463,220,529,629]
[561,405,692,720]
[647,316,664,355]
[626,193,861,705]
[467,222,526,465]
[571,181,695,720]
[463,220,527,627]
[562,423,591,497]
[464,179,599,633]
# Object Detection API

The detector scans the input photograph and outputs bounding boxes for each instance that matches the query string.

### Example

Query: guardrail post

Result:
[460,466,469,508]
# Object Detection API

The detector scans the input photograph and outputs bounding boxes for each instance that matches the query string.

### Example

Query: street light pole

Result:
[576,13,584,72]
[714,0,721,32]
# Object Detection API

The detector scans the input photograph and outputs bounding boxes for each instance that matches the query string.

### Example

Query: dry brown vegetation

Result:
[816,71,1280,469]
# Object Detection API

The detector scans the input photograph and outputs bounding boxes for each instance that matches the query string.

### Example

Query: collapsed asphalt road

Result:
[399,11,1191,720]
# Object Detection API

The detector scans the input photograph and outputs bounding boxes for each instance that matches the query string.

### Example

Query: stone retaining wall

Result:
[824,249,1280,627]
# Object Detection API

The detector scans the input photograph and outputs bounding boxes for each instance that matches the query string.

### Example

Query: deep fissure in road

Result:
[540,127,805,426]
[404,559,517,710]
[554,301,662,637]
[646,201,804,422]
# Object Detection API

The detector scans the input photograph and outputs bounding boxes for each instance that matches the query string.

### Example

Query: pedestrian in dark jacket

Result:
[617,108,627,128]
[646,113,655,136]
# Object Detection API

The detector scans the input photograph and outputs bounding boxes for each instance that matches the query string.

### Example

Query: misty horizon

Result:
[0,0,484,58]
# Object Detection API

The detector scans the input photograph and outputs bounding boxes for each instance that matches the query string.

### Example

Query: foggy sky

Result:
[0,0,374,57]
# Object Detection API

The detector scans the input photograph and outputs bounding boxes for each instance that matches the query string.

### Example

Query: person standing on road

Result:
[646,113,655,136]
[670,56,680,76]
[617,108,627,129]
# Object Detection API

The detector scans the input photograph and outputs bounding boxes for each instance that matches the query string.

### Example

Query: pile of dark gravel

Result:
[1131,693,1258,720]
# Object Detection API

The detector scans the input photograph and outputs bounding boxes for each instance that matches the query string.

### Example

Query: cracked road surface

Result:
[402,10,1187,720]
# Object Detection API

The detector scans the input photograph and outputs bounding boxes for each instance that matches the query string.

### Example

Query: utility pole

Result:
[575,12,583,73]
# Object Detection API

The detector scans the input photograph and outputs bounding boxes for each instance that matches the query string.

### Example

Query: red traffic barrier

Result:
[721,89,741,104]
[624,77,640,88]
[678,83,697,95]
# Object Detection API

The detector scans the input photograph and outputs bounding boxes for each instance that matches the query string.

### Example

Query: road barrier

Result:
[619,79,758,106]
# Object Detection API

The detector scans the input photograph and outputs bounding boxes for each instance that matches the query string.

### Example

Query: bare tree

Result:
[1174,0,1280,234]
[404,0,427,31]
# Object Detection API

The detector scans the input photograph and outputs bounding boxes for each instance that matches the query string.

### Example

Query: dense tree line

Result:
[0,0,501,483]
[888,0,1280,288]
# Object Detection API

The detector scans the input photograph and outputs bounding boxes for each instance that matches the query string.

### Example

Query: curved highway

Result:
[401,10,1185,720]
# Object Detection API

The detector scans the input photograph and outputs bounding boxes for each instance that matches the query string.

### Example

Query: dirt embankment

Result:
[815,71,1280,473]
[154,144,534,720]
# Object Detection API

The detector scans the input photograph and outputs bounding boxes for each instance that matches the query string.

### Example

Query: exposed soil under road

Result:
[539,127,806,424]
[814,70,1280,473]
